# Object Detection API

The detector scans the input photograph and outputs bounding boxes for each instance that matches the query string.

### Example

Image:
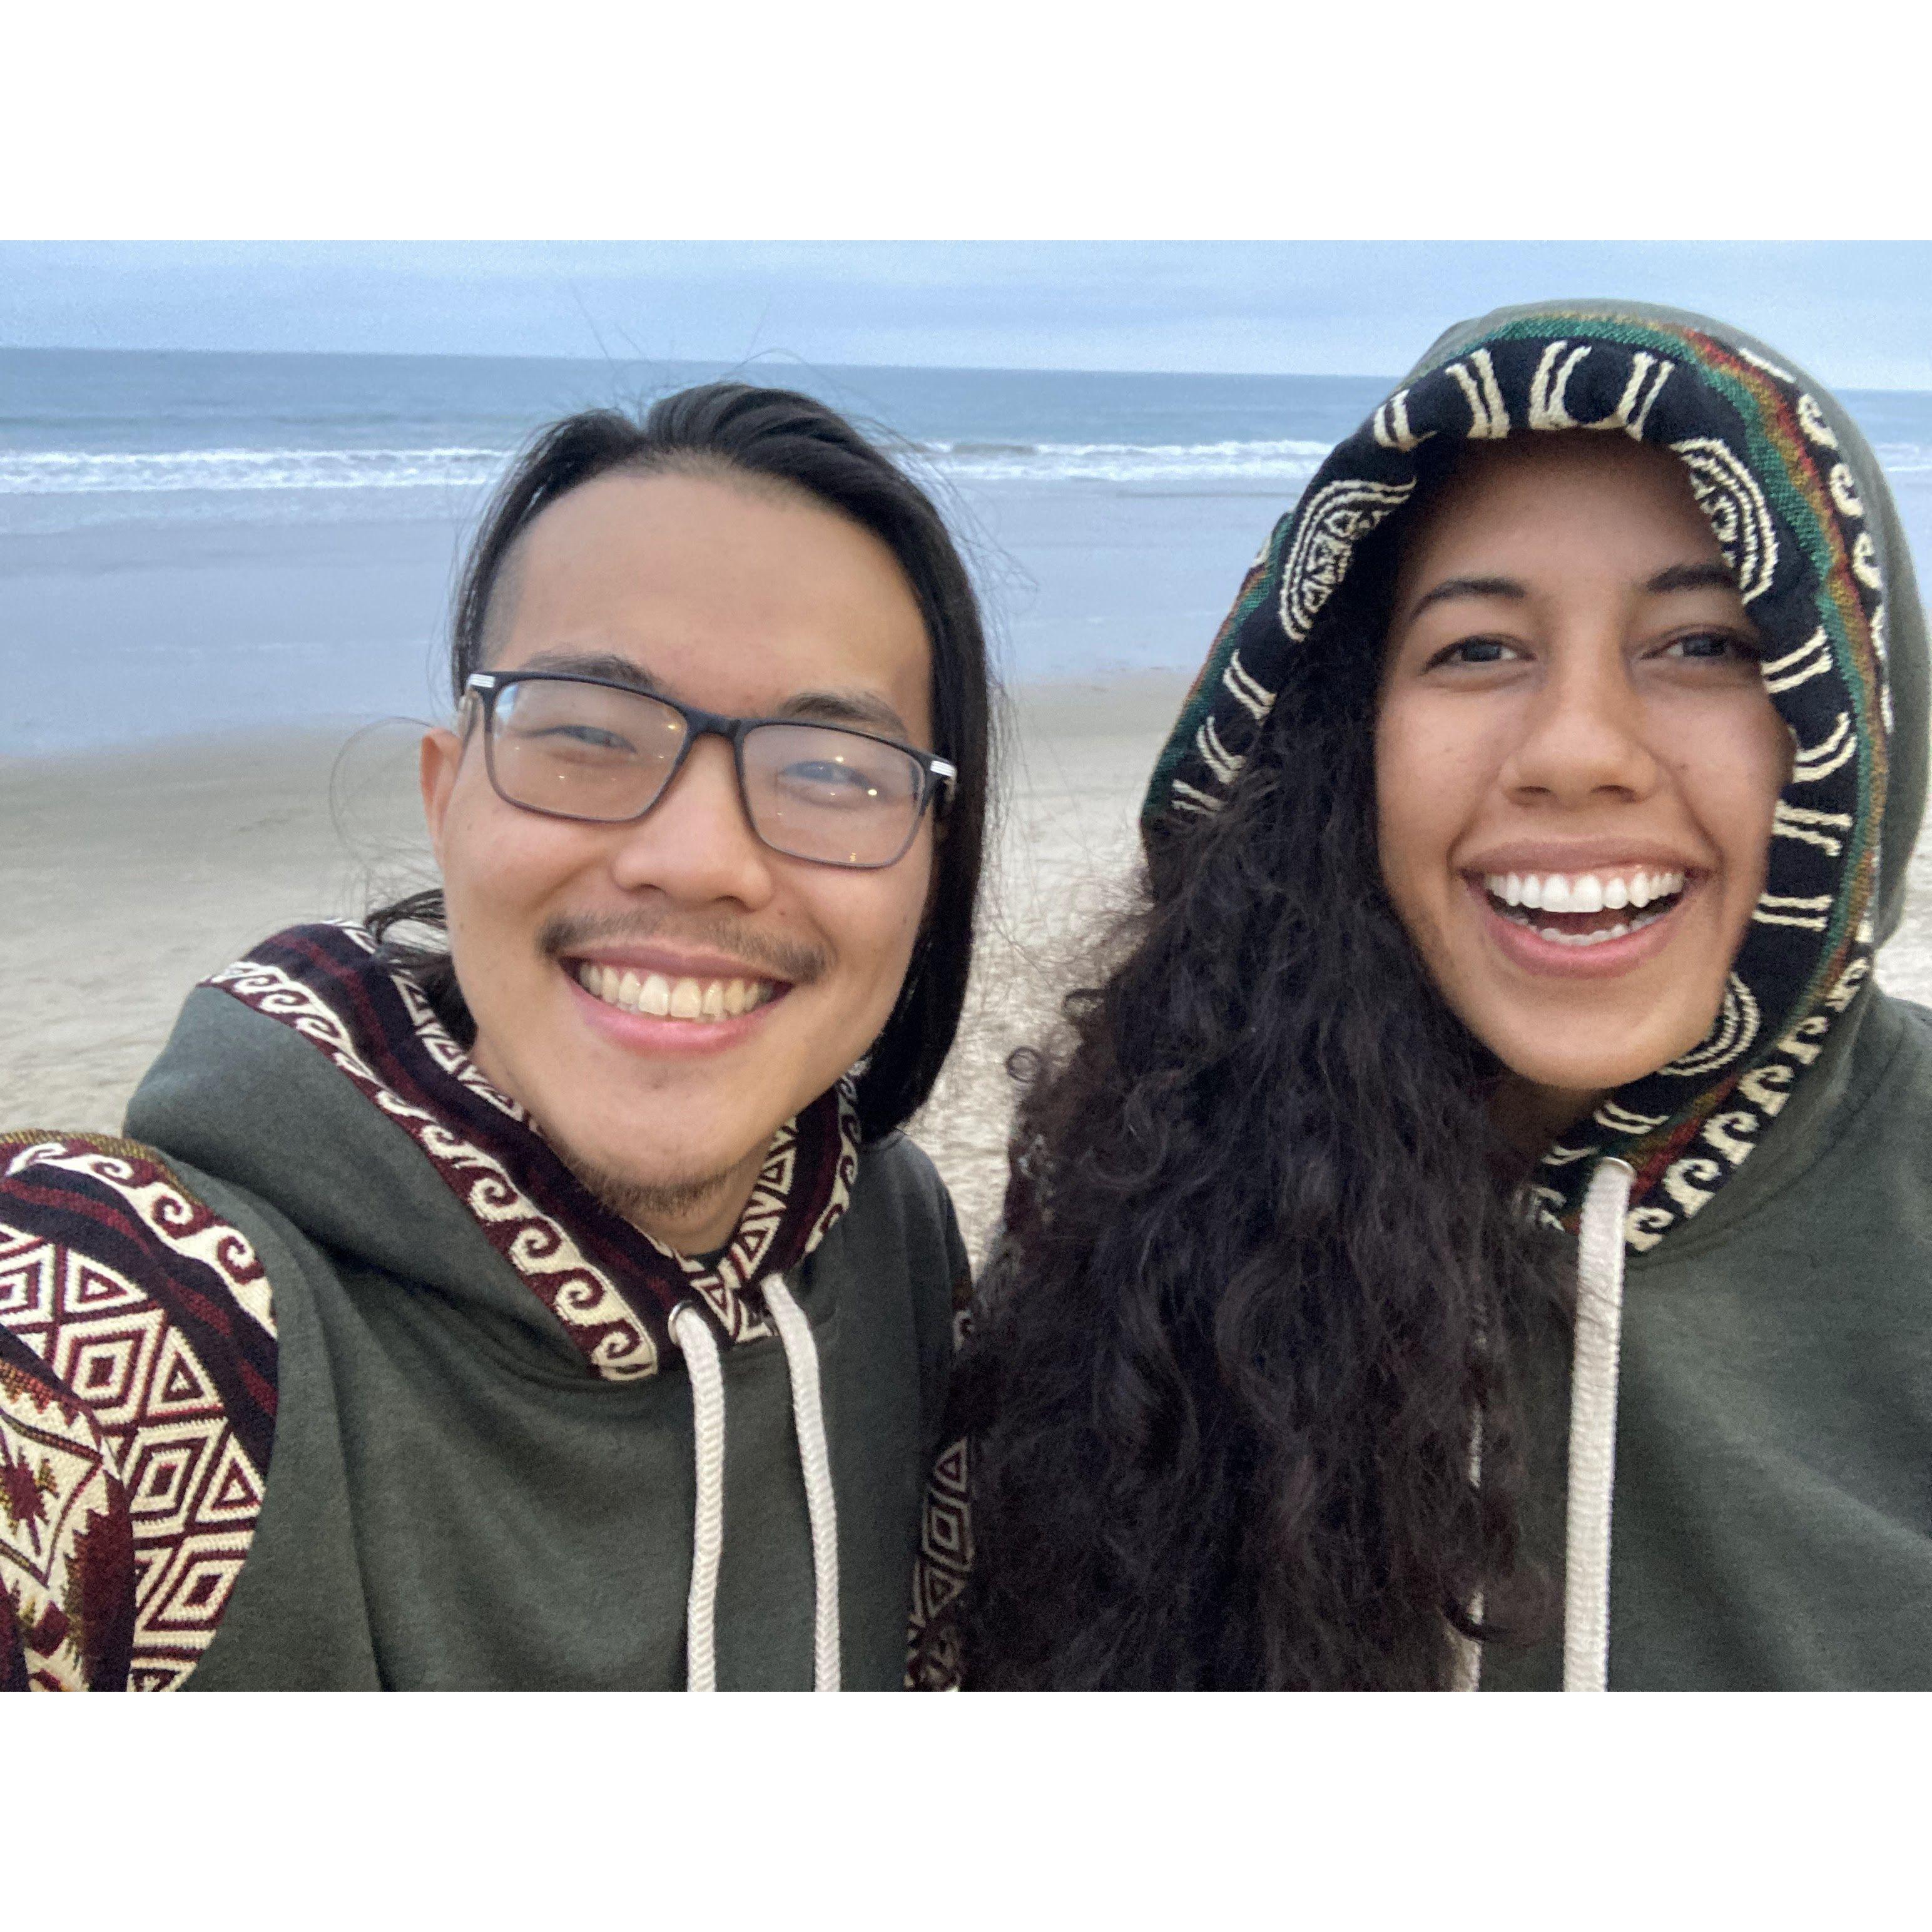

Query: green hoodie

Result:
[1142,301,1932,1689]
[1,923,965,1690]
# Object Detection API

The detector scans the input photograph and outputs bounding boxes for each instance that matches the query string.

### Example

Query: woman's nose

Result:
[1501,653,1662,806]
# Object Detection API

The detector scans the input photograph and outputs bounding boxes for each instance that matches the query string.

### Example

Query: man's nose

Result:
[1501,649,1662,806]
[607,733,778,908]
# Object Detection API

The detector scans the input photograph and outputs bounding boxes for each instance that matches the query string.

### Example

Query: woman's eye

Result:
[1428,637,1520,668]
[1658,630,1761,664]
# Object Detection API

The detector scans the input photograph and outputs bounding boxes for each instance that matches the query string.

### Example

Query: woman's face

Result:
[1375,434,1792,1119]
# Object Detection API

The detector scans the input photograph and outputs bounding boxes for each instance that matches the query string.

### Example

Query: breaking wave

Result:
[0,435,1340,497]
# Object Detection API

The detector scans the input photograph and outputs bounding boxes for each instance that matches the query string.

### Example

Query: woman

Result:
[2,383,990,1690]
[925,300,1931,1690]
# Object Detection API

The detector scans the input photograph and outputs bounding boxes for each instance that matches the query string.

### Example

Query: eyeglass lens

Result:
[487,679,930,867]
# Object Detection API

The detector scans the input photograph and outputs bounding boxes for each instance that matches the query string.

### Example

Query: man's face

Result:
[1375,434,1792,1119]
[421,467,936,1251]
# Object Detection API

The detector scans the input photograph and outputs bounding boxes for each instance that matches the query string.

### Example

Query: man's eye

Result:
[787,760,873,791]
[538,724,635,752]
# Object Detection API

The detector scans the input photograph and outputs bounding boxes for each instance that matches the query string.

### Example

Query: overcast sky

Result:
[7,241,1931,390]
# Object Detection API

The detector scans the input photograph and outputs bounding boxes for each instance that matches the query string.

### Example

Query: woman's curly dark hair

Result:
[955,552,1568,1690]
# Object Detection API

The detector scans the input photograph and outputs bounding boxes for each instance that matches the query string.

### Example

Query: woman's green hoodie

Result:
[1142,300,1931,1689]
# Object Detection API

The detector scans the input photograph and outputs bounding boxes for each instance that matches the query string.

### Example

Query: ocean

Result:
[4,347,1931,756]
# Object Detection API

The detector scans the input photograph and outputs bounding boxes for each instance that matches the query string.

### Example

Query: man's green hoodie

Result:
[1139,300,1931,1689]
[1,923,964,1690]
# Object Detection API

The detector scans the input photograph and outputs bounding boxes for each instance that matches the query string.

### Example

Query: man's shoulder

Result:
[848,1129,957,1239]
[0,1130,282,1691]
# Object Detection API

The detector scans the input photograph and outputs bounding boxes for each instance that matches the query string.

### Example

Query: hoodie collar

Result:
[1142,302,1926,1252]
[203,922,861,1378]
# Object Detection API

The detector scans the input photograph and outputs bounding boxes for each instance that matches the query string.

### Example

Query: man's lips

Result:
[559,941,795,985]
[562,960,789,1054]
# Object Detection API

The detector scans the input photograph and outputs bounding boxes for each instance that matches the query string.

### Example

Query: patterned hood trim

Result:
[205,923,861,1378]
[1142,306,1916,1253]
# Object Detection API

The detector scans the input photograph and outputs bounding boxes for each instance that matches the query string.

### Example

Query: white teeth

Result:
[574,963,776,1023]
[1485,867,1689,914]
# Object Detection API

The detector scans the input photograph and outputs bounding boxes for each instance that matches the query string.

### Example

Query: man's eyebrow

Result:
[1405,574,1528,622]
[503,653,913,738]
[1647,561,1738,596]
[777,689,914,738]
[514,648,666,693]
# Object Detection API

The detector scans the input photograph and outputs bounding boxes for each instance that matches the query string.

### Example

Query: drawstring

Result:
[1453,1156,1634,1692]
[669,1300,726,1693]
[1564,1159,1635,1692]
[1450,1409,1486,1692]
[668,1281,841,1692]
[763,1274,842,1691]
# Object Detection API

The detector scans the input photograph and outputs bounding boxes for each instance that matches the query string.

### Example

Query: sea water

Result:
[4,348,1929,756]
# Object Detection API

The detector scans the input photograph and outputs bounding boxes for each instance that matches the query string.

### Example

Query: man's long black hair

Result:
[367,382,993,1142]
[955,551,1567,1690]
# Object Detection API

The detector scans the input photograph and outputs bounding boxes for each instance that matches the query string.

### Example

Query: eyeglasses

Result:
[464,671,957,870]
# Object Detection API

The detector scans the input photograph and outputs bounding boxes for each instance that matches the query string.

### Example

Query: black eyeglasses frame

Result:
[463,669,958,871]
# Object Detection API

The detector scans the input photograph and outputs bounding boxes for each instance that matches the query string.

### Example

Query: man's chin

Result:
[570,1154,731,1238]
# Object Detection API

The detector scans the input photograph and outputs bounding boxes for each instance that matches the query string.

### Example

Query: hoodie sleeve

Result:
[0,1133,280,1691]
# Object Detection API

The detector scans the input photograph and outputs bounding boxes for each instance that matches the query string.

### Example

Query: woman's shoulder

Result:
[0,1130,281,1691]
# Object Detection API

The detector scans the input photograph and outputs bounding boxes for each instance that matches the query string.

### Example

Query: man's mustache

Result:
[538,910,830,987]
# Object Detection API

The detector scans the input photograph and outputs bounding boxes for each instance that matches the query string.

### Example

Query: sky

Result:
[6,242,1932,391]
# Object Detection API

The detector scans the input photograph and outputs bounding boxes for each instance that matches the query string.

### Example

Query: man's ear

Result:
[420,725,465,866]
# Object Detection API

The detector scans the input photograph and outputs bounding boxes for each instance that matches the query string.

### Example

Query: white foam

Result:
[0,435,1339,497]
[8,435,1921,499]
[920,436,1335,486]
[0,446,505,495]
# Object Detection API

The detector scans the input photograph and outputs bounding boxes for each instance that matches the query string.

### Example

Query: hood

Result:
[1143,298,1928,1252]
[124,921,862,1378]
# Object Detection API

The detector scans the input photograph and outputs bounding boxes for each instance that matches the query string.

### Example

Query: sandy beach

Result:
[0,675,1192,1262]
[8,674,1932,1265]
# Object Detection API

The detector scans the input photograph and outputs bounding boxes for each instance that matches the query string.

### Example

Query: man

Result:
[1,383,990,1690]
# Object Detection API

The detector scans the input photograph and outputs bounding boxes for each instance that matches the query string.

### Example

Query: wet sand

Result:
[5,678,1931,1264]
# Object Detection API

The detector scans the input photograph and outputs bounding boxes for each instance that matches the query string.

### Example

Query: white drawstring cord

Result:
[669,1300,726,1693]
[763,1273,842,1692]
[1564,1159,1635,1692]
[1450,1410,1486,1692]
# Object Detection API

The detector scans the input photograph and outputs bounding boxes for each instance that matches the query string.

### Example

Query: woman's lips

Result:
[1463,873,1701,978]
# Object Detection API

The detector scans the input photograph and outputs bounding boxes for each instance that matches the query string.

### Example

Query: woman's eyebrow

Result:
[1646,561,1738,595]
[1406,574,1527,622]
